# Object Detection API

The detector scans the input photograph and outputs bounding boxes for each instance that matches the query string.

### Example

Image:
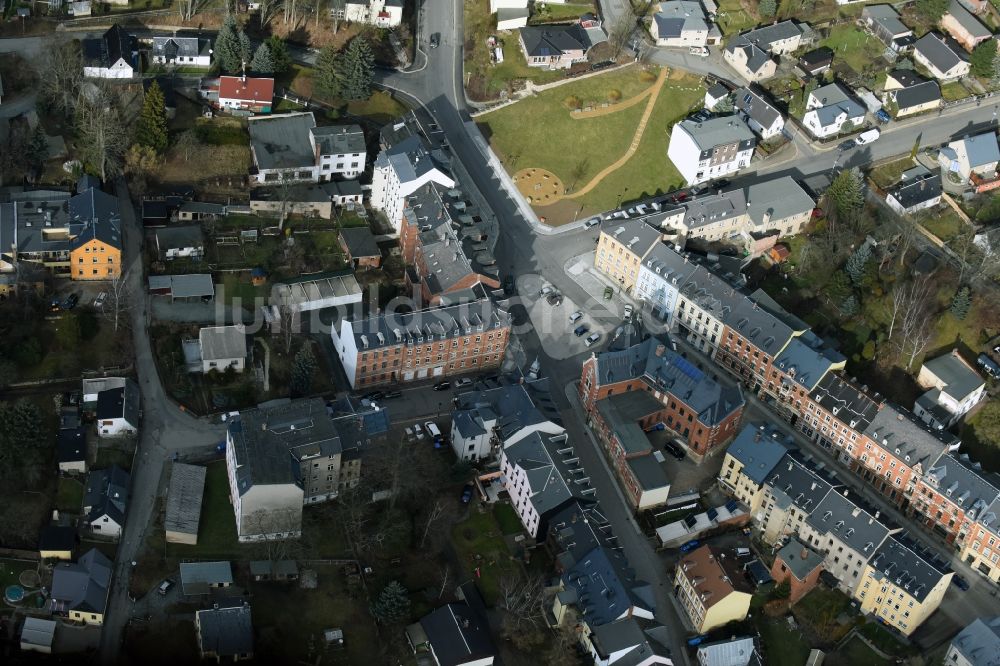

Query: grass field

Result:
[756,615,812,665]
[820,25,884,74]
[941,81,972,102]
[530,1,596,23]
[919,209,965,243]
[56,477,85,513]
[0,558,37,591]
[479,67,703,222]
[827,636,892,666]
[869,157,914,190]
[452,508,519,605]
[716,0,758,36]
[493,503,524,535]
[219,272,269,307]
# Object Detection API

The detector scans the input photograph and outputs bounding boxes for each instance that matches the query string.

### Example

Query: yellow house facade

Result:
[594,220,662,293]
[959,518,1000,583]
[853,538,952,636]
[70,237,121,281]
[675,545,753,632]
[718,423,795,515]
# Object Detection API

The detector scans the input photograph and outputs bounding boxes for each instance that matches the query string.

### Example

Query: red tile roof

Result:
[219,76,274,103]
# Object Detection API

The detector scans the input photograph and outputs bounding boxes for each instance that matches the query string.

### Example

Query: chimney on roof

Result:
[655,344,666,357]
[800,548,808,560]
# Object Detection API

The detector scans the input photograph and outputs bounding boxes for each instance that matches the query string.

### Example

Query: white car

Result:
[689,46,710,57]
[540,285,554,297]
[94,291,107,308]
[455,378,473,387]
[413,423,426,440]
[425,421,442,440]
[569,310,584,323]
[623,304,634,318]
[585,333,602,347]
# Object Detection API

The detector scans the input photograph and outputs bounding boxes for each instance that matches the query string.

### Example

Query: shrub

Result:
[639,69,657,83]
[608,89,622,102]
[563,95,581,110]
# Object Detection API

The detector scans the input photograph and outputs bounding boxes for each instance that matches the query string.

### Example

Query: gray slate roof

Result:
[197,602,253,657]
[504,431,581,516]
[915,32,967,73]
[807,487,895,558]
[626,455,671,491]
[676,115,756,152]
[863,403,956,469]
[155,224,204,251]
[600,218,663,257]
[343,297,510,351]
[654,1,708,38]
[50,548,112,615]
[82,24,132,69]
[561,546,653,626]
[925,453,1000,517]
[340,226,379,258]
[229,398,341,495]
[417,597,497,666]
[946,1,991,41]
[868,536,949,601]
[520,25,589,57]
[956,132,1000,169]
[596,392,665,456]
[893,80,942,109]
[180,561,234,596]
[248,112,316,171]
[84,464,130,527]
[311,123,365,155]
[453,378,561,442]
[809,83,866,128]
[151,36,211,59]
[57,427,86,464]
[765,453,838,514]
[950,617,1000,666]
[375,135,450,186]
[773,338,839,391]
[735,87,782,131]
[811,373,881,431]
[696,636,758,666]
[199,325,247,362]
[775,537,823,580]
[726,422,795,484]
[923,350,984,402]
[164,463,206,538]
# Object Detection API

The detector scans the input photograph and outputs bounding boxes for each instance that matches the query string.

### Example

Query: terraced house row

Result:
[720,422,955,636]
[596,237,1000,583]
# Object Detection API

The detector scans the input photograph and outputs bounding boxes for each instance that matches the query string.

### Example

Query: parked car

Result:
[63,293,80,310]
[94,291,107,308]
[569,310,584,323]
[623,304,634,318]
[953,574,970,591]
[603,286,613,300]
[430,32,440,48]
[433,380,451,391]
[362,391,385,401]
[875,109,891,124]
[454,378,473,388]
[540,285,554,297]
[689,46,710,57]
[585,332,601,347]
[425,421,442,441]
[679,539,700,553]
[413,423,426,440]
[838,139,857,151]
[547,292,563,306]
[461,483,474,503]
[574,324,590,337]
[157,579,175,595]
[583,217,600,228]
[383,390,403,399]
[664,441,686,460]
[405,426,414,441]
[855,128,881,145]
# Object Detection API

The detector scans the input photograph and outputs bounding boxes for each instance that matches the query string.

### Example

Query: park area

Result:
[478,65,704,224]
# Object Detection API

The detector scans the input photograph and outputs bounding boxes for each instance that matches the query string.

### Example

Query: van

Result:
[855,128,880,145]
[425,421,442,441]
[736,547,752,558]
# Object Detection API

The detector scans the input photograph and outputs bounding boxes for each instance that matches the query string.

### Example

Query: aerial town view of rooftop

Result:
[3,0,1000,663]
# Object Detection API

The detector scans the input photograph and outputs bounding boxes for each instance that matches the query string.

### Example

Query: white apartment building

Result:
[667,116,756,186]
[340,0,403,27]
[370,135,455,231]
[247,113,366,184]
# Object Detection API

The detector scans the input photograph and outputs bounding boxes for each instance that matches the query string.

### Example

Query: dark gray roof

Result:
[549,501,616,569]
[453,379,562,441]
[765,453,838,514]
[707,83,730,100]
[735,87,781,130]
[868,536,948,601]
[82,24,132,69]
[179,201,226,215]
[888,69,926,88]
[745,177,815,229]
[68,187,122,250]
[520,25,589,57]
[39,525,77,553]
[151,36,211,59]
[591,618,671,664]
[95,378,140,426]
[681,189,747,230]
[888,170,941,209]
[773,338,839,391]
[249,559,298,577]
[592,337,744,427]
[229,398,341,495]
[863,404,956,470]
[676,115,756,152]
[654,1,708,38]
[799,47,834,68]
[84,464,130,526]
[775,537,823,580]
[925,453,1000,517]
[50,548,112,615]
[626,455,670,490]
[248,112,316,170]
[155,224,204,251]
[807,487,895,558]
[915,33,967,74]
[561,546,653,626]
[57,427,87,464]
[946,1,991,41]
[311,123,365,155]
[339,227,379,258]
[596,392,663,454]
[811,374,881,431]
[504,431,582,516]
[197,602,253,657]
[893,80,942,109]
[726,423,796,484]
[600,218,662,257]
[375,135,451,186]
[864,4,912,38]
[180,561,234,596]
[950,617,1000,666]
[165,463,206,538]
[342,298,510,352]
[418,600,496,666]
[808,83,866,128]
[922,351,984,402]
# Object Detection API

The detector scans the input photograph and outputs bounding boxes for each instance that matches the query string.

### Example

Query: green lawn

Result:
[820,25,884,74]
[492,503,524,535]
[346,90,408,123]
[869,157,914,190]
[858,622,917,657]
[530,1,595,23]
[828,636,892,666]
[166,461,242,560]
[0,558,37,591]
[56,477,85,513]
[941,81,972,102]
[716,0,758,36]
[219,272,269,307]
[756,615,812,665]
[95,445,133,471]
[919,209,965,243]
[793,586,855,642]
[480,67,703,220]
[451,509,519,605]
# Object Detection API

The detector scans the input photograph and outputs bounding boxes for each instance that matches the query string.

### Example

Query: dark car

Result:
[362,391,385,401]
[875,109,891,124]
[461,483,474,503]
[63,293,80,310]
[49,298,62,312]
[838,139,857,151]
[503,275,516,295]
[382,390,402,399]
[433,380,451,391]
[664,441,686,460]
[430,33,440,48]
[679,539,700,553]
[547,292,563,306]
[953,574,970,591]
[574,324,590,337]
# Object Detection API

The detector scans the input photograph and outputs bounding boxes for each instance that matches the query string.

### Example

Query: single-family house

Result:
[39,525,77,561]
[887,78,942,117]
[198,325,247,374]
[946,617,1000,666]
[82,25,135,79]
[96,378,140,437]
[674,545,753,632]
[886,166,942,215]
[151,35,212,67]
[939,132,1000,180]
[942,0,992,51]
[405,582,497,665]
[340,0,403,27]
[519,24,603,70]
[915,349,986,428]
[339,227,382,268]
[180,561,234,597]
[196,601,254,662]
[704,82,731,111]
[914,33,971,80]
[667,115,756,185]
[215,75,275,113]
[156,225,205,260]
[803,83,866,138]
[770,538,824,604]
[57,427,87,474]
[651,1,717,47]
[735,87,784,140]
[724,21,807,82]
[862,5,916,52]
[798,47,834,76]
[49,549,112,625]
[20,617,56,654]
[165,463,207,545]
[83,465,130,539]
[247,112,366,184]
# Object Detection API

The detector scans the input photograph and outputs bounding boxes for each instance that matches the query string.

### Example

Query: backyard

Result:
[451,507,521,605]
[715,0,758,36]
[56,476,85,513]
[478,66,704,223]
[820,25,885,76]
[941,81,973,102]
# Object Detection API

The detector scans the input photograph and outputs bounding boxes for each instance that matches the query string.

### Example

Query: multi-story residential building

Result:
[225,398,346,541]
[331,297,511,389]
[634,242,701,321]
[150,36,212,67]
[591,392,671,509]
[718,423,794,512]
[799,487,898,594]
[580,336,745,459]
[913,452,997,545]
[735,86,785,140]
[963,497,1000,582]
[594,219,664,292]
[371,135,455,232]
[674,545,753,632]
[451,379,562,461]
[803,83,866,138]
[757,453,838,544]
[914,349,986,429]
[650,1,716,47]
[0,183,123,281]
[724,21,808,81]
[854,536,952,636]
[946,617,1000,666]
[668,115,756,185]
[500,430,594,538]
[793,372,882,455]
[247,113,366,184]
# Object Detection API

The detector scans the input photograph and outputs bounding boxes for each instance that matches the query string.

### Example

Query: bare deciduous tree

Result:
[106,268,134,334]
[40,39,83,116]
[242,506,303,546]
[177,0,207,20]
[418,498,455,549]
[258,0,283,27]
[606,6,637,61]
[498,573,549,650]
[76,85,129,182]
[892,276,935,369]
[277,302,299,353]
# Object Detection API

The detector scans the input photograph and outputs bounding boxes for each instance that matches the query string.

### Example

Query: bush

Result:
[608,89,622,102]
[563,95,581,110]
[640,69,657,83]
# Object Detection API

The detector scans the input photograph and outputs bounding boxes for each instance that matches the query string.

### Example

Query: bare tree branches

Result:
[106,268,134,334]
[76,85,129,182]
[892,276,935,369]
[606,7,637,61]
[258,0,283,27]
